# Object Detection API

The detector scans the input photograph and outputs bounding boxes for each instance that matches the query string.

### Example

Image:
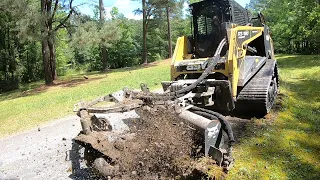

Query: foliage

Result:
[0,0,191,92]
[108,18,142,68]
[55,29,74,75]
[248,0,320,54]
[0,4,43,92]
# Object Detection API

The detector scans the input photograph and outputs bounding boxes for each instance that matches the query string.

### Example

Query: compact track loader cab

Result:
[164,0,279,116]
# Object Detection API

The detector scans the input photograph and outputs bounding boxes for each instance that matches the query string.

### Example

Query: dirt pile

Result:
[107,106,224,179]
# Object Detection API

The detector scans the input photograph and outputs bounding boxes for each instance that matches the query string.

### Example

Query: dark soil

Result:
[108,106,223,179]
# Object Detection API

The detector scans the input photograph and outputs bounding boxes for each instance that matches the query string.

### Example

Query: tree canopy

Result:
[248,0,320,54]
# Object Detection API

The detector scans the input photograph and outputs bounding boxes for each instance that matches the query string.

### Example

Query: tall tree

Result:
[99,0,108,71]
[166,6,173,57]
[142,0,148,64]
[157,0,185,58]
[164,0,185,58]
[135,0,160,64]
[40,0,74,84]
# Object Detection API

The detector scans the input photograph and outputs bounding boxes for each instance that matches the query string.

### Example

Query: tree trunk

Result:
[42,38,53,84]
[41,0,53,84]
[101,46,108,70]
[3,24,9,81]
[166,6,172,58]
[41,0,57,85]
[142,0,148,64]
[99,0,108,71]
[48,37,57,80]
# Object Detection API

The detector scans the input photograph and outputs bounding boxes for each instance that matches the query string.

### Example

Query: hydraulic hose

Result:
[169,38,227,98]
[135,38,227,101]
[190,106,235,146]
[192,111,218,123]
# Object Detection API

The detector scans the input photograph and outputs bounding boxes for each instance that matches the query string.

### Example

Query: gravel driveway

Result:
[0,115,91,180]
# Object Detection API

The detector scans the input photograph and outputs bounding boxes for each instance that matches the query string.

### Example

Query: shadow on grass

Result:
[228,54,320,179]
[277,55,319,69]
[0,76,107,102]
[0,62,163,102]
[255,131,320,180]
[229,71,320,179]
[108,62,160,73]
[282,79,320,128]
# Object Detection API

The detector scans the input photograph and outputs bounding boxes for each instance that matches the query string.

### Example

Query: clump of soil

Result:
[84,105,226,179]
[111,106,221,179]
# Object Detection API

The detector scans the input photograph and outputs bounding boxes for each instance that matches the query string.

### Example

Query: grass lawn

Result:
[228,55,320,180]
[0,60,170,137]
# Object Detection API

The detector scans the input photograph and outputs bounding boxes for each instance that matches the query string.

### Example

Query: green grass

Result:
[0,60,170,137]
[228,55,320,180]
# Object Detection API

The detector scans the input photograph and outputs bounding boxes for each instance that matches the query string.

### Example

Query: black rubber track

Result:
[236,59,279,117]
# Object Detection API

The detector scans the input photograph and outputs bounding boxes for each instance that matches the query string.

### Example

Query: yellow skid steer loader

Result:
[73,0,279,178]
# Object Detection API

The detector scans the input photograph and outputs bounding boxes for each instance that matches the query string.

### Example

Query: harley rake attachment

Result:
[73,85,235,179]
